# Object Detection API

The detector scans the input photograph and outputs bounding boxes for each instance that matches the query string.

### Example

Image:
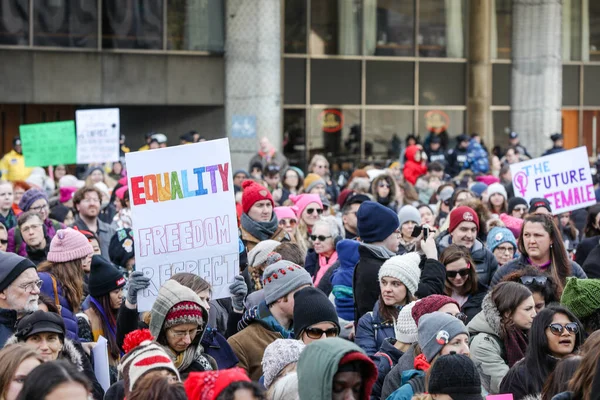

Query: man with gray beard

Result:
[0,252,40,347]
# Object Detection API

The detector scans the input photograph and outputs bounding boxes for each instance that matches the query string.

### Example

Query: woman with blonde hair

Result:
[308,154,339,203]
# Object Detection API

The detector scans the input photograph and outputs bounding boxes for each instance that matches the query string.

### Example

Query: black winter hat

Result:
[0,252,36,292]
[529,197,552,214]
[109,228,135,269]
[293,286,340,339]
[427,354,482,400]
[89,255,126,298]
[357,201,399,243]
[507,197,528,214]
[15,311,66,340]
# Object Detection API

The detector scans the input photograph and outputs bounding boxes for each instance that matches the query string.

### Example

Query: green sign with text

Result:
[19,121,77,167]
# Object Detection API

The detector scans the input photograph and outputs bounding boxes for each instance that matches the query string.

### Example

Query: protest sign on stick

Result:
[125,139,238,311]
[76,108,120,164]
[20,121,77,167]
[510,147,595,215]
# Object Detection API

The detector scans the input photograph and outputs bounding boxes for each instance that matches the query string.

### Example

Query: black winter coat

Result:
[500,356,558,400]
[445,146,468,177]
[582,243,600,279]
[0,308,17,348]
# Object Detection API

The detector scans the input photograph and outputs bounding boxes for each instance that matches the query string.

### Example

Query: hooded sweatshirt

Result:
[403,145,428,185]
[297,337,377,400]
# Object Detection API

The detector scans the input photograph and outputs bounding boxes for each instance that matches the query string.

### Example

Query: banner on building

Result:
[20,121,77,167]
[125,139,238,311]
[510,147,595,215]
[76,108,120,164]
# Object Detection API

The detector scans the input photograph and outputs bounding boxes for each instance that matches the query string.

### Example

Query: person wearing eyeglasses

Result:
[17,211,50,266]
[440,244,487,324]
[71,186,115,260]
[486,226,517,267]
[508,197,529,220]
[467,282,536,394]
[274,207,298,238]
[293,286,340,345]
[499,305,583,400]
[6,188,65,257]
[0,252,40,348]
[289,193,323,255]
[371,174,400,212]
[386,312,470,400]
[304,217,341,287]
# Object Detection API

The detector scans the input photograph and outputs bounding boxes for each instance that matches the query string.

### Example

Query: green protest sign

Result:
[19,121,77,167]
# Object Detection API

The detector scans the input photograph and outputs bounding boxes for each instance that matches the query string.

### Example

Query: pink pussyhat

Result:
[499,213,524,238]
[274,206,297,222]
[59,187,78,203]
[289,194,323,219]
[116,185,129,200]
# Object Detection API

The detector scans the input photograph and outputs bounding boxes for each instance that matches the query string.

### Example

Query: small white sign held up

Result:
[76,108,120,164]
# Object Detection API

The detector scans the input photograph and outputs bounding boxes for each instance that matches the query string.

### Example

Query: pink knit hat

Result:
[499,213,524,238]
[274,206,297,222]
[47,228,94,263]
[115,185,128,200]
[59,187,78,203]
[289,194,323,219]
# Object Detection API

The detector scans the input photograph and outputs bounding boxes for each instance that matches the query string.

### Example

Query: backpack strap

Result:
[49,275,62,313]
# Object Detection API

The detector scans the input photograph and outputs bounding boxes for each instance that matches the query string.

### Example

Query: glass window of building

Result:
[33,0,98,48]
[0,0,29,45]
[562,65,579,106]
[102,0,163,49]
[284,110,307,167]
[492,111,511,149]
[285,0,307,53]
[584,66,600,105]
[366,61,414,105]
[310,0,362,55]
[284,58,307,105]
[369,0,414,57]
[419,62,466,105]
[310,108,361,165]
[418,0,466,58]
[562,0,582,61]
[492,64,510,106]
[418,110,465,139]
[310,59,361,104]
[590,1,600,61]
[492,0,511,59]
[365,110,413,160]
[167,0,224,52]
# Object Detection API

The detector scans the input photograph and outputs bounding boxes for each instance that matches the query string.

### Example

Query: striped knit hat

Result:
[164,301,204,330]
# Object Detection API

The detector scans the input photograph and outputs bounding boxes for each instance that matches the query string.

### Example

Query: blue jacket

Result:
[331,239,359,321]
[304,249,318,277]
[0,308,17,348]
[39,271,79,340]
[201,327,239,370]
[467,138,489,174]
[355,301,396,357]
[386,369,425,400]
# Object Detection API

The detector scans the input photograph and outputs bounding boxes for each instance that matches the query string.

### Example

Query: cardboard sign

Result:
[19,121,77,167]
[510,147,595,215]
[125,139,239,312]
[92,336,110,392]
[76,108,120,164]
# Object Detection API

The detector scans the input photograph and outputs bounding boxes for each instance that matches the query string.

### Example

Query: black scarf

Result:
[241,213,278,241]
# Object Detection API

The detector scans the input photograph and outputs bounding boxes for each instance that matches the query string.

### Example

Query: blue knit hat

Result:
[486,227,517,253]
[357,201,400,243]
[470,182,488,198]
[19,189,48,212]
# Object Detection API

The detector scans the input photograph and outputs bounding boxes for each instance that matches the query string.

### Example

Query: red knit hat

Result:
[448,206,480,233]
[411,295,460,326]
[164,301,204,330]
[184,368,250,400]
[241,180,274,214]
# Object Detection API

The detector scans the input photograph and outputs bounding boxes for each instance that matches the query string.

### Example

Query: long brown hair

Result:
[378,284,414,323]
[491,282,533,338]
[439,244,479,296]
[518,214,572,296]
[90,293,120,361]
[38,259,85,313]
[0,344,44,399]
[569,332,600,400]
[128,371,186,400]
[170,273,211,294]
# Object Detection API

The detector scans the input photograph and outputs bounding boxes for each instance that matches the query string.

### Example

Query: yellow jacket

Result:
[138,144,149,152]
[0,150,32,181]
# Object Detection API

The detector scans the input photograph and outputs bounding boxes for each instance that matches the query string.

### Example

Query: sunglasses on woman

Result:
[446,268,469,279]
[547,322,579,336]
[306,208,323,215]
[310,235,332,242]
[520,276,547,286]
[304,327,339,339]
[278,218,297,227]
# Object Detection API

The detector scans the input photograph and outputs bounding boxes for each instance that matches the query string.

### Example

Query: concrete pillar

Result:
[225,0,282,171]
[511,0,562,156]
[467,0,492,145]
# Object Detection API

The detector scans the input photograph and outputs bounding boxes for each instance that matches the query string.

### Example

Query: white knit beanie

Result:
[247,240,280,267]
[378,253,422,295]
[395,301,419,343]
[261,339,305,388]
[487,183,507,199]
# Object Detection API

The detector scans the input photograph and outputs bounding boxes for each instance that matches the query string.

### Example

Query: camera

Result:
[411,225,429,240]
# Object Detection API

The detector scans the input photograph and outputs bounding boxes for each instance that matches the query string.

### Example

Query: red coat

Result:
[403,145,427,185]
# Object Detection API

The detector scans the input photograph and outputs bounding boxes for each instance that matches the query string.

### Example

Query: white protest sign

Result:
[76,108,120,164]
[92,336,110,392]
[510,147,595,215]
[126,139,239,312]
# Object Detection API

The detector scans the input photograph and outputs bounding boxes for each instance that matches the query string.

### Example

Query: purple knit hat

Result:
[47,228,93,263]
[19,189,48,212]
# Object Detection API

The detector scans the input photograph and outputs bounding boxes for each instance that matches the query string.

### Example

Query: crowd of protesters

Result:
[1,129,600,400]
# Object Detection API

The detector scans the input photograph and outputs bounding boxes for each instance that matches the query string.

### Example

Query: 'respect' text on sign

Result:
[125,139,239,311]
[510,146,595,214]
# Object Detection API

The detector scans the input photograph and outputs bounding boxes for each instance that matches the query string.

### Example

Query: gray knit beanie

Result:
[261,339,305,388]
[397,205,421,228]
[263,261,313,305]
[418,312,469,363]
[247,240,280,267]
[149,280,205,338]
[378,253,422,295]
